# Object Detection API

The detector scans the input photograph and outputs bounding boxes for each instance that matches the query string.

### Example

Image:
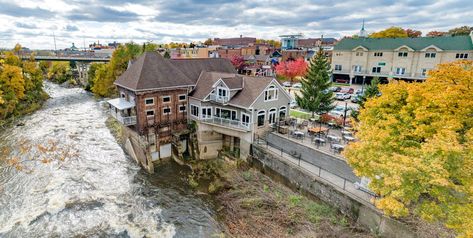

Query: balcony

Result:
[110,109,137,126]
[201,117,252,132]
[209,94,229,104]
[107,98,137,126]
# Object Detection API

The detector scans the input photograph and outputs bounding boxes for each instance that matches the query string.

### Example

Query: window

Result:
[241,113,250,127]
[456,53,469,59]
[202,107,212,119]
[279,106,287,119]
[145,98,154,105]
[398,52,408,57]
[356,52,363,56]
[372,67,381,73]
[162,96,171,103]
[215,108,236,120]
[264,85,278,101]
[335,53,342,56]
[425,52,436,58]
[146,110,154,117]
[334,64,342,71]
[374,52,383,57]
[190,105,199,117]
[268,108,277,124]
[163,107,171,114]
[217,87,228,97]
[179,105,186,112]
[353,65,362,73]
[395,67,406,75]
[178,94,186,101]
[120,92,126,98]
[421,68,429,77]
[257,110,265,127]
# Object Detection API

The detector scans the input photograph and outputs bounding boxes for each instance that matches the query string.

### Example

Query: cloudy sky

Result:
[1,0,472,49]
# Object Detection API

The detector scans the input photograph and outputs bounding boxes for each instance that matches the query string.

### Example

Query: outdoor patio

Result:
[273,118,357,156]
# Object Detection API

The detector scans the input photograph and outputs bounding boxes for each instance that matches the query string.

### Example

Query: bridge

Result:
[19,55,110,62]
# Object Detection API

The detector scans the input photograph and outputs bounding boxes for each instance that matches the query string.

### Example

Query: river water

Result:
[0,82,221,237]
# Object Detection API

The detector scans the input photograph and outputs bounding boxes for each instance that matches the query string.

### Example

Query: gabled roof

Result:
[190,72,275,108]
[170,58,236,83]
[221,76,243,90]
[114,52,194,91]
[334,35,473,51]
[114,53,237,92]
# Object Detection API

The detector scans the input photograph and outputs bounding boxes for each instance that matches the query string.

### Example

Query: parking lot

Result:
[284,83,363,111]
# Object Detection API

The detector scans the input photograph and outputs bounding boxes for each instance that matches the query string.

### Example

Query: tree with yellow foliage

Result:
[369,26,408,38]
[344,60,473,236]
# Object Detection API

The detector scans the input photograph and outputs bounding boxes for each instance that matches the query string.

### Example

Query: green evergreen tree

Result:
[295,48,334,117]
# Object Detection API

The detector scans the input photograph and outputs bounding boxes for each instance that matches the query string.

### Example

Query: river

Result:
[0,82,221,237]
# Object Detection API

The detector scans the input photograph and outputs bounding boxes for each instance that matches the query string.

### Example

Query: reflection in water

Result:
[0,82,220,237]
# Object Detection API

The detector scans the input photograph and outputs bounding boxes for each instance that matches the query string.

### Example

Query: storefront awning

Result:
[107,98,135,110]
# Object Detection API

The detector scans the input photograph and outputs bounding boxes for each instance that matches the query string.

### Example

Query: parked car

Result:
[355,89,363,95]
[341,87,354,94]
[289,100,298,108]
[282,81,292,87]
[351,94,363,103]
[335,92,351,100]
[292,83,302,89]
[329,86,341,92]
[329,105,351,118]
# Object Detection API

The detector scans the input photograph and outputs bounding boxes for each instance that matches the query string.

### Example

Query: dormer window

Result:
[264,85,278,101]
[218,87,228,98]
[425,52,436,58]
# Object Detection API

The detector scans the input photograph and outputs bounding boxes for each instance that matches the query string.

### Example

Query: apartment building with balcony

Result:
[331,32,473,84]
[188,72,291,159]
[107,52,235,166]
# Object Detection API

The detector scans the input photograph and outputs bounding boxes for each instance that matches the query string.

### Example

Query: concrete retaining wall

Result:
[251,144,415,238]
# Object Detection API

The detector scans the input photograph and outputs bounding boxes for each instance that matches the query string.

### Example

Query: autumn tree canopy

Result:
[369,27,409,38]
[344,60,473,237]
[230,55,246,72]
[275,58,308,82]
[426,31,447,37]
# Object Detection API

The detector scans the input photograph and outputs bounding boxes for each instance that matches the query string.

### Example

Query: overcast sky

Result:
[1,0,472,49]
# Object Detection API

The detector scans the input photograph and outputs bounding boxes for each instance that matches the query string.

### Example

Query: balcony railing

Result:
[110,109,137,126]
[209,94,229,104]
[202,116,251,131]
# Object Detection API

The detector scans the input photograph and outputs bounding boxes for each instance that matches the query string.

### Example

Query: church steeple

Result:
[359,19,367,38]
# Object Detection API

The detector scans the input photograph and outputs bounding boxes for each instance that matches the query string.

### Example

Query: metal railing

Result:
[110,109,137,126]
[209,94,229,104]
[202,117,251,131]
[254,135,378,206]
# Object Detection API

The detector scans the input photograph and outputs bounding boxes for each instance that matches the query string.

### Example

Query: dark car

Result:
[329,86,342,92]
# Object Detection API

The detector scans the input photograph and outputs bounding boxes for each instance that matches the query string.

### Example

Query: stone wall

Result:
[251,144,415,238]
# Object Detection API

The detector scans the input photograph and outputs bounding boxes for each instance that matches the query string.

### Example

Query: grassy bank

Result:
[183,158,371,237]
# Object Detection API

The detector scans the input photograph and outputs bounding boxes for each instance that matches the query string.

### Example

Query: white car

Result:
[329,105,351,118]
[292,83,302,89]
[282,81,292,87]
[335,92,351,100]
[289,100,298,108]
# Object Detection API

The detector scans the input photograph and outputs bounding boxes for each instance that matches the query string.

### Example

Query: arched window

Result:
[268,108,277,124]
[264,85,278,101]
[279,106,287,120]
[257,110,266,127]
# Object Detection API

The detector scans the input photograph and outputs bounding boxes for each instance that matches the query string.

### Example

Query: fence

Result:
[254,135,377,205]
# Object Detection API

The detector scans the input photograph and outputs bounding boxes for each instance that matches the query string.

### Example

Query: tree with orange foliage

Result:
[344,60,473,237]
[275,58,308,82]
[426,31,446,37]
